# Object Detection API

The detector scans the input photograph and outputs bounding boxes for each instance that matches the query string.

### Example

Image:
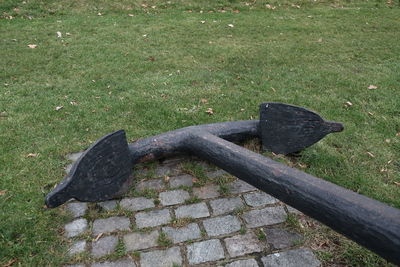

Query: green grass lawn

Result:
[1,0,399,265]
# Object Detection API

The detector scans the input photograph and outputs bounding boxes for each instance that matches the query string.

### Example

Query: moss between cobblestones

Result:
[157,232,173,248]
[170,217,196,228]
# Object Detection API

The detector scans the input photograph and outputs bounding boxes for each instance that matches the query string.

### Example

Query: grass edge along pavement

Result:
[1,0,400,265]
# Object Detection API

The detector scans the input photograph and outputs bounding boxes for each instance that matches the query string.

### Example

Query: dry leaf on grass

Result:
[0,190,7,196]
[200,98,208,104]
[55,106,63,111]
[394,182,400,186]
[368,85,378,90]
[344,101,353,107]
[26,153,39,158]
[228,24,234,28]
[27,44,37,48]
[56,31,62,38]
[366,152,375,158]
[4,258,17,267]
[206,108,214,115]
[396,132,400,137]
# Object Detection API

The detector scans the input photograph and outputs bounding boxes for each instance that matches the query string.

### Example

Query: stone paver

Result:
[228,180,257,194]
[91,235,119,258]
[187,239,225,264]
[92,216,130,236]
[91,259,136,267]
[265,228,303,249]
[140,246,182,267]
[174,202,210,219]
[65,218,88,238]
[261,248,321,267]
[242,206,287,228]
[155,164,180,177]
[286,205,303,215]
[67,202,88,218]
[120,197,155,211]
[224,232,265,257]
[97,200,118,211]
[136,179,165,191]
[68,240,86,255]
[123,230,159,251]
[162,223,201,243]
[225,258,259,267]
[210,197,244,215]
[169,174,194,187]
[193,184,220,199]
[159,189,190,206]
[135,209,171,228]
[206,169,228,179]
[203,215,241,237]
[243,191,278,207]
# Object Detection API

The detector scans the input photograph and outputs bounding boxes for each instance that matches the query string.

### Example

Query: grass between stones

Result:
[1,0,399,265]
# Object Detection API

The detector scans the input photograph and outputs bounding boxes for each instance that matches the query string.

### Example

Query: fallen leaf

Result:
[27,44,37,48]
[55,106,63,111]
[367,112,374,116]
[56,31,62,38]
[291,4,301,8]
[66,32,71,36]
[26,153,39,158]
[366,152,375,158]
[200,98,208,104]
[164,175,170,182]
[69,101,77,105]
[228,24,234,28]
[344,101,353,107]
[233,9,240,13]
[148,56,155,62]
[265,4,276,10]
[128,14,134,17]
[394,182,400,186]
[317,38,323,43]
[206,108,214,115]
[368,85,378,90]
[97,12,102,16]
[240,108,245,112]
[0,190,7,196]
[396,132,400,137]
[200,20,206,24]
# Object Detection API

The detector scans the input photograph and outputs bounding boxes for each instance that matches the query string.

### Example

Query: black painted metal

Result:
[45,130,132,208]
[260,103,344,154]
[45,102,400,264]
[186,130,400,265]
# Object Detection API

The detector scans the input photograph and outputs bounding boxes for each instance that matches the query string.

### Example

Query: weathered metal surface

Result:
[260,103,344,154]
[45,130,132,208]
[186,130,400,265]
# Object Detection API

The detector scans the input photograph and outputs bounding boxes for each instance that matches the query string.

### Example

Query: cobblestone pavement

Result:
[63,153,321,267]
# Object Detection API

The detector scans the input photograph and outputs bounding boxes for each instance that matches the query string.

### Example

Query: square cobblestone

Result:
[91,235,118,258]
[224,232,265,257]
[174,202,210,219]
[120,197,155,211]
[193,184,220,199]
[162,223,201,243]
[264,228,303,250]
[65,218,88,238]
[66,202,88,218]
[228,180,257,194]
[159,189,190,206]
[187,239,225,264]
[243,191,278,207]
[286,205,303,215]
[242,206,286,228]
[68,240,86,255]
[140,246,182,267]
[91,258,136,267]
[261,248,321,267]
[169,174,194,187]
[209,197,244,215]
[135,179,165,191]
[135,209,171,228]
[225,259,259,267]
[203,215,241,237]
[92,216,130,236]
[123,230,159,251]
[155,164,180,177]
[97,200,118,211]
